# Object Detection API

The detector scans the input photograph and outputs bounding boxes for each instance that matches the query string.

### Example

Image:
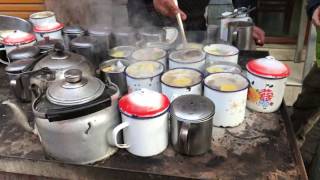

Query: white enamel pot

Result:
[125,61,164,93]
[203,44,239,65]
[113,89,170,157]
[161,68,203,102]
[246,56,290,113]
[29,11,57,26]
[204,73,249,127]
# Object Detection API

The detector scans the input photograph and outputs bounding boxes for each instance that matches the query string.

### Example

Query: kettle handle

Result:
[179,122,191,154]
[112,121,130,149]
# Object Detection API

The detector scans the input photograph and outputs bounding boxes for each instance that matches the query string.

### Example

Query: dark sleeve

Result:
[307,0,320,19]
[232,0,256,9]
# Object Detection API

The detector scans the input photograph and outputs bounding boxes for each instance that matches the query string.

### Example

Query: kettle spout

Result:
[2,100,35,134]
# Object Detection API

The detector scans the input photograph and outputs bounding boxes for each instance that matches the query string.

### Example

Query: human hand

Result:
[153,0,187,20]
[253,26,265,46]
[312,6,320,27]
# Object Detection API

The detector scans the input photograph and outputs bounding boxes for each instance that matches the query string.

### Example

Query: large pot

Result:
[63,25,85,50]
[29,11,56,26]
[130,47,167,69]
[112,26,137,47]
[246,56,290,112]
[70,36,101,69]
[125,61,164,93]
[2,30,36,57]
[33,22,64,42]
[204,72,249,127]
[31,43,95,94]
[203,44,239,65]
[161,68,203,102]
[32,69,120,164]
[88,24,112,59]
[169,49,205,72]
[113,89,170,157]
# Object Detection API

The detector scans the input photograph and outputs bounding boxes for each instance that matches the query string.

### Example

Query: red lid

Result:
[119,89,170,118]
[246,56,290,78]
[33,22,64,33]
[2,31,36,45]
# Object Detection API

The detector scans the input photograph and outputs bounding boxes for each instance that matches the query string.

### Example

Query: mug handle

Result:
[179,122,191,154]
[112,121,130,149]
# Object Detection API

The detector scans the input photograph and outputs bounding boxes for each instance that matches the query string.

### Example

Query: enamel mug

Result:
[204,72,249,127]
[113,89,170,157]
[161,68,203,102]
[169,49,206,72]
[125,61,164,93]
[33,22,64,42]
[29,11,57,26]
[203,44,239,65]
[130,47,167,69]
[246,56,290,113]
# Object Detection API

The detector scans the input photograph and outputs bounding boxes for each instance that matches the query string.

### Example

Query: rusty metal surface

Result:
[0,63,305,180]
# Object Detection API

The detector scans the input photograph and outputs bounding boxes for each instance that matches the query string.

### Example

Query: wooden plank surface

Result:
[0,4,45,11]
[0,0,44,4]
[0,12,34,19]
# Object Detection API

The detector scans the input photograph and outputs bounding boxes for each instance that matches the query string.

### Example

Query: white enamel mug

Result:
[161,68,203,102]
[204,73,249,127]
[168,49,206,72]
[203,44,239,65]
[130,47,168,69]
[125,61,164,93]
[29,11,57,26]
[113,89,170,157]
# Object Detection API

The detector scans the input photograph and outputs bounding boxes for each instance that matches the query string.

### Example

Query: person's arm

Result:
[308,0,320,27]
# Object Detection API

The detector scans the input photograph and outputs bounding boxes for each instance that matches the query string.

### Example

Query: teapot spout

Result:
[2,100,35,134]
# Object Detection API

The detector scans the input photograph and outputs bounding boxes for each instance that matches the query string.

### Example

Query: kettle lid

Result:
[46,69,105,106]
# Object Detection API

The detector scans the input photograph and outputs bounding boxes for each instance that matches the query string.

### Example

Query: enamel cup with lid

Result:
[2,30,36,55]
[203,44,239,64]
[33,22,64,41]
[161,68,203,102]
[169,49,206,72]
[113,89,170,157]
[204,72,249,127]
[125,60,164,93]
[170,95,214,156]
[246,56,290,113]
